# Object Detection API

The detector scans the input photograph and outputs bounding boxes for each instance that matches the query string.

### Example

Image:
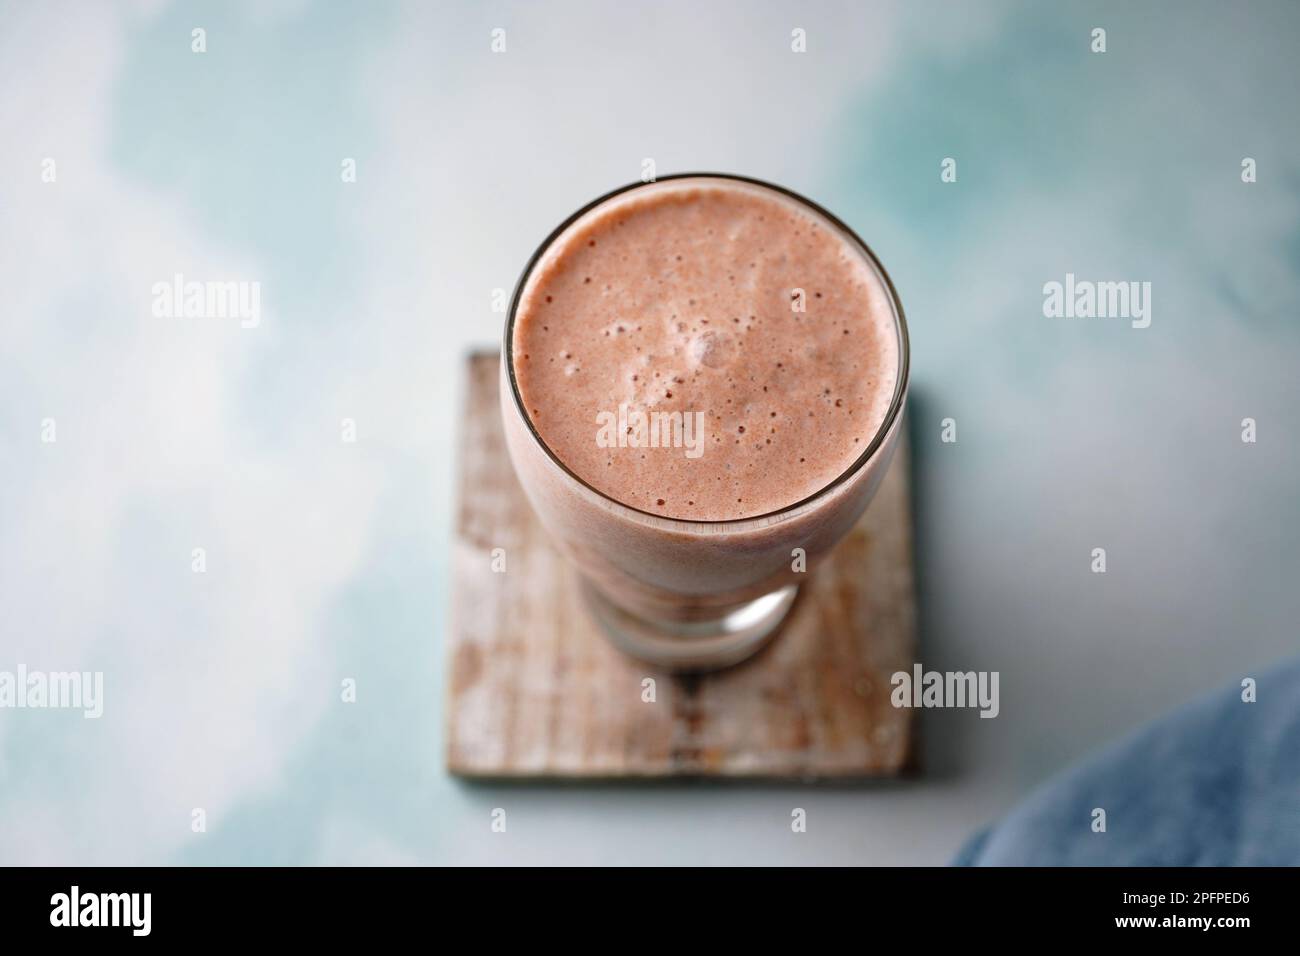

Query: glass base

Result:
[579,580,800,672]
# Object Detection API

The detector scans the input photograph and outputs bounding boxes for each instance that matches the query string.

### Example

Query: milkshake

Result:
[501,175,908,669]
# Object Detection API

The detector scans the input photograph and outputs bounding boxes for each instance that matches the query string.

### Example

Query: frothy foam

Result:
[513,178,899,521]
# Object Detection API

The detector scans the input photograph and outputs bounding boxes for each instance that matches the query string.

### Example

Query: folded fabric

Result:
[956,655,1300,866]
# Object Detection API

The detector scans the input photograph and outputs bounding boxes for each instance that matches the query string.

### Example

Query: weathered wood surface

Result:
[446,351,917,778]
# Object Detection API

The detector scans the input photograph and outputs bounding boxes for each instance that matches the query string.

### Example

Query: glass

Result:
[500,173,910,671]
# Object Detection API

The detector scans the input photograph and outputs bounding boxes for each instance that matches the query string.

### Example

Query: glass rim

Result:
[503,171,911,530]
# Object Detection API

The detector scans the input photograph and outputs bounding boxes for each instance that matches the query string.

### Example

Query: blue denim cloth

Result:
[955,656,1300,865]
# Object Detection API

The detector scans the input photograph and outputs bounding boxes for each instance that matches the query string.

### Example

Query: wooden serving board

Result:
[445,351,918,778]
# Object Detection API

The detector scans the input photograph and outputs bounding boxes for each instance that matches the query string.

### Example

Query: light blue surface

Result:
[0,0,1296,865]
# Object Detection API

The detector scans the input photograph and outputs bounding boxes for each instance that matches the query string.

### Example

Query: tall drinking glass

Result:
[500,174,909,670]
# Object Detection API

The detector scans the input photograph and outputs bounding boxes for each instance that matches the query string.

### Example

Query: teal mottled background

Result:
[0,0,1296,864]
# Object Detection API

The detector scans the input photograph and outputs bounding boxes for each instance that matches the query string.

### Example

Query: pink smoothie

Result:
[512,177,898,521]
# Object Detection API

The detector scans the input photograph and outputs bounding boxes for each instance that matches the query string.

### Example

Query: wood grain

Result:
[446,351,918,778]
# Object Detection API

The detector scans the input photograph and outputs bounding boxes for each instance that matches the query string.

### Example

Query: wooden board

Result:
[446,351,918,778]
